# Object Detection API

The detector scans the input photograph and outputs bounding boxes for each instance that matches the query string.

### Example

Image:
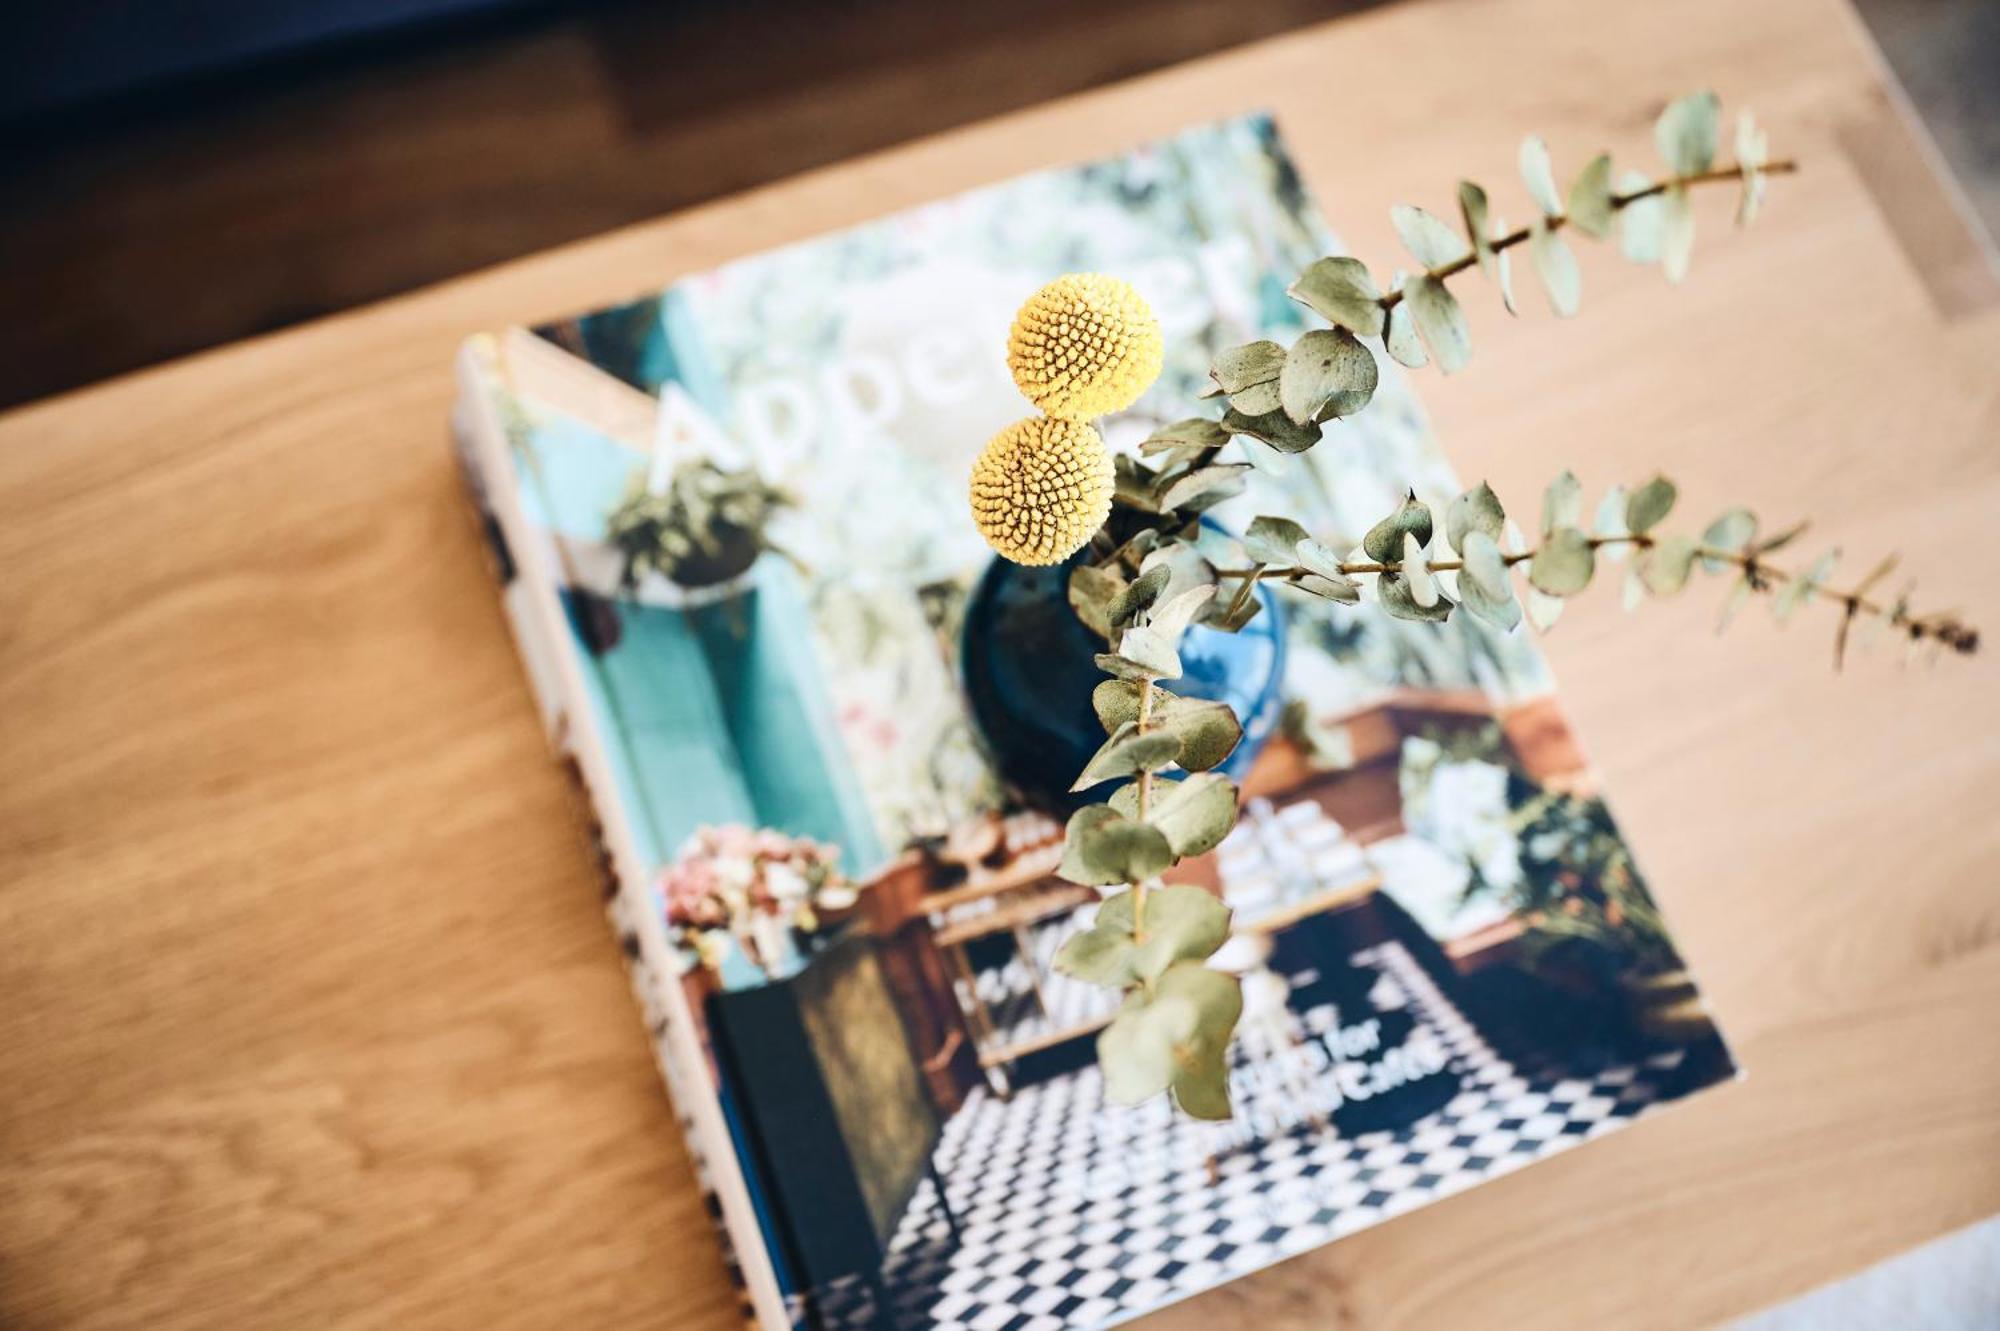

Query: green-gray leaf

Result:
[1391,203,1471,271]
[1456,529,1521,630]
[1542,470,1583,534]
[1661,186,1695,284]
[1106,564,1170,629]
[1773,549,1839,623]
[1459,181,1495,282]
[1529,526,1596,595]
[1092,684,1241,771]
[1139,417,1232,455]
[1220,406,1324,454]
[1619,169,1666,263]
[1638,533,1698,595]
[1142,585,1217,647]
[1378,572,1454,621]
[1209,340,1285,394]
[1446,480,1506,552]
[1073,721,1183,792]
[1056,805,1176,887]
[1383,275,1429,369]
[1529,219,1582,316]
[1363,491,1435,561]
[1093,650,1178,683]
[1287,256,1386,338]
[1566,152,1615,238]
[1296,573,1362,604]
[1625,474,1678,534]
[1403,274,1473,374]
[1655,90,1721,177]
[1519,135,1563,216]
[1245,514,1312,566]
[1155,463,1250,514]
[1279,327,1378,425]
[1700,507,1757,572]
[1115,773,1239,860]
[1294,537,1352,581]
[1068,562,1124,640]
[1593,483,1631,557]
[1116,624,1183,680]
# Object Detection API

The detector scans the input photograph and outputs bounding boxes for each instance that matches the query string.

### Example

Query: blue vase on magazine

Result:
[961,544,1285,811]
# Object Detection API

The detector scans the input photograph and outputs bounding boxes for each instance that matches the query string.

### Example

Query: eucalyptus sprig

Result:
[966,90,1974,1124]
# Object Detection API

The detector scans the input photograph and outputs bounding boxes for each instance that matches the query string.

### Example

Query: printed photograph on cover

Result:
[463,115,1737,1331]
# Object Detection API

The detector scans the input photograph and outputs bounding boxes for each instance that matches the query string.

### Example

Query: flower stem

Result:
[1132,678,1158,938]
[1377,159,1798,312]
[1216,528,1976,653]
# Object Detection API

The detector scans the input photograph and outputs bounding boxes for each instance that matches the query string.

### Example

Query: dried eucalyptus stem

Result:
[964,90,1975,1125]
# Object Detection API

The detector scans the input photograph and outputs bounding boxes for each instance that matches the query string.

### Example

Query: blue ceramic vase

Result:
[961,549,1286,812]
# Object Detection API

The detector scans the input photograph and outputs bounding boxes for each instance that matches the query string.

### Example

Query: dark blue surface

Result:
[961,550,1286,811]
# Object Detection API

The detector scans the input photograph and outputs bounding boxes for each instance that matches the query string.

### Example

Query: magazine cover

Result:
[454,115,1736,1331]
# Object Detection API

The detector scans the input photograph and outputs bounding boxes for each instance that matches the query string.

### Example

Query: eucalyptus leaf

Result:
[1139,418,1232,455]
[1566,152,1616,238]
[1287,256,1386,338]
[1092,684,1242,771]
[1068,562,1125,640]
[1094,651,1177,683]
[1402,532,1439,608]
[1403,274,1473,374]
[1116,625,1183,680]
[1383,273,1429,369]
[1446,481,1507,553]
[1209,340,1286,394]
[1655,90,1721,177]
[1459,181,1494,281]
[1638,533,1698,595]
[1529,526,1596,596]
[1245,514,1312,566]
[1661,186,1695,284]
[1116,773,1240,860]
[1296,573,1362,603]
[1143,585,1218,647]
[1156,463,1250,514]
[1378,571,1454,622]
[1526,585,1567,632]
[1700,507,1757,571]
[1519,134,1564,216]
[1751,520,1809,558]
[1056,805,1176,887]
[1279,327,1378,424]
[1625,474,1678,534]
[1593,484,1631,560]
[1456,529,1521,630]
[1715,577,1753,632]
[1529,219,1582,317]
[1493,214,1518,315]
[1072,722,1183,792]
[1618,170,1666,263]
[1140,541,1219,604]
[1391,203,1472,271]
[1542,470,1583,534]
[1773,549,1839,623]
[1294,537,1352,581]
[1098,961,1242,1118]
[1363,491,1435,561]
[1113,453,1160,513]
[1221,406,1324,454]
[1106,564,1170,629]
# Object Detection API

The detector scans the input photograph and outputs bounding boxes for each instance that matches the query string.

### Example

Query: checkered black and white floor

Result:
[797,941,1693,1331]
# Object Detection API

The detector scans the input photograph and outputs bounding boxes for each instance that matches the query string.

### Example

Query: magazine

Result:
[451,115,1736,1331]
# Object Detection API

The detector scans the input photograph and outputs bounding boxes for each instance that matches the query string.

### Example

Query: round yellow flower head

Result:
[969,417,1115,566]
[1007,273,1164,420]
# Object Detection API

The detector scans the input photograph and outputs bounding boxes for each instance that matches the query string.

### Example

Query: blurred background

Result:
[1,0,1994,413]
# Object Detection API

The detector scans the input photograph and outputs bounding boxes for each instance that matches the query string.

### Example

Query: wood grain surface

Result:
[4,0,1997,1326]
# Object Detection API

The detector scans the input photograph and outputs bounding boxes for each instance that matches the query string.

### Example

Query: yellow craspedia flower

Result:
[969,417,1114,566]
[1007,273,1164,420]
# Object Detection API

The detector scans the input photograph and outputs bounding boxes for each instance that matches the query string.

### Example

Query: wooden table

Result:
[4,0,1996,1325]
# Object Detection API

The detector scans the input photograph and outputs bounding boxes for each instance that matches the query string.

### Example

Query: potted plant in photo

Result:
[660,824,860,985]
